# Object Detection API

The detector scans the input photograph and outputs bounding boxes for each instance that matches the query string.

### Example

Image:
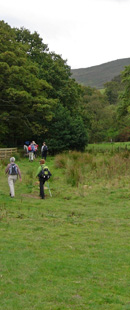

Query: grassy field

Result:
[0,150,130,310]
[86,142,130,153]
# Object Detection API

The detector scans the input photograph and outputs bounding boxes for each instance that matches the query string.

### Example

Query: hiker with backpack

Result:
[36,159,52,199]
[28,142,35,161]
[33,141,38,158]
[5,157,22,198]
[41,142,48,160]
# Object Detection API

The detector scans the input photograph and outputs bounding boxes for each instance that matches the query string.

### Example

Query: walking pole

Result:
[46,181,52,197]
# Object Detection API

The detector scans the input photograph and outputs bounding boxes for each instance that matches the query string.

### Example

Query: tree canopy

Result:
[0,21,88,151]
[1,20,130,149]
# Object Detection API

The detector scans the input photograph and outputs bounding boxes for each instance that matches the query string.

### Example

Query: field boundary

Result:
[0,147,17,159]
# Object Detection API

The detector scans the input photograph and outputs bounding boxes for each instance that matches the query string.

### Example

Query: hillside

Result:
[71,58,130,89]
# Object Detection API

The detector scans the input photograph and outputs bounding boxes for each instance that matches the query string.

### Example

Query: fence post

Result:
[0,148,17,159]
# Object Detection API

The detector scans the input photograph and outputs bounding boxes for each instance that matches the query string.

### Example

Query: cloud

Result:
[1,0,130,68]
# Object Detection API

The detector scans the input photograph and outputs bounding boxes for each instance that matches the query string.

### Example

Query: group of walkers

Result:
[5,141,51,200]
[24,141,48,162]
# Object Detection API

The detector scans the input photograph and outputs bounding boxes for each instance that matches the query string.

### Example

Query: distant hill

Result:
[71,58,130,89]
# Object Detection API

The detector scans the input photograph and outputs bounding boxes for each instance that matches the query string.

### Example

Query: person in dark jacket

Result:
[41,142,48,160]
[36,159,51,199]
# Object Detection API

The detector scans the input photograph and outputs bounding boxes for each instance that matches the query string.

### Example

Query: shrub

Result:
[54,154,67,169]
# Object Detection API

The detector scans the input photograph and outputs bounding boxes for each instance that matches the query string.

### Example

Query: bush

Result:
[54,154,67,169]
[66,159,85,187]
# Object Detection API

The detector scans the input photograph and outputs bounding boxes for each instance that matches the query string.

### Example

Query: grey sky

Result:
[1,0,130,69]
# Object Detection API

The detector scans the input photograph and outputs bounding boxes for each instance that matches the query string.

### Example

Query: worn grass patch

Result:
[0,154,130,310]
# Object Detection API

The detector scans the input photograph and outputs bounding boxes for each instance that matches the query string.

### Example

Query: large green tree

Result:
[46,104,88,154]
[80,86,117,143]
[0,21,56,146]
[104,75,124,105]
[115,65,130,141]
[0,21,88,151]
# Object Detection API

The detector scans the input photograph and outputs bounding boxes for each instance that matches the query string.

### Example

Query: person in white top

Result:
[5,157,22,198]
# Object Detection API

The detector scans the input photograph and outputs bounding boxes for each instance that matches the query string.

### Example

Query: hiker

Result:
[5,157,22,198]
[41,142,48,160]
[25,141,30,146]
[33,141,38,158]
[36,159,51,199]
[24,144,28,154]
[28,142,35,161]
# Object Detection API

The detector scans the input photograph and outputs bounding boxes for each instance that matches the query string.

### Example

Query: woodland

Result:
[0,20,130,152]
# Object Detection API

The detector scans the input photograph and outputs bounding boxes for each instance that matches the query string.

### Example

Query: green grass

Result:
[86,142,130,154]
[0,153,130,310]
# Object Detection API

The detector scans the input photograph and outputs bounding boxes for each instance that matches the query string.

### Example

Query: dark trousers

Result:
[39,178,45,199]
[42,151,47,160]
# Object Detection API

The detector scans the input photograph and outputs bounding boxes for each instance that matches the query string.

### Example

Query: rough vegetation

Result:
[0,147,130,309]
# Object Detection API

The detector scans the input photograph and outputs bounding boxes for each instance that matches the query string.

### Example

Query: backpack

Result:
[34,144,38,151]
[28,145,32,151]
[38,165,52,181]
[9,163,18,175]
[43,145,48,151]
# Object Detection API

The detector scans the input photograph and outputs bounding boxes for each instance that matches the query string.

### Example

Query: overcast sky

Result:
[1,0,130,69]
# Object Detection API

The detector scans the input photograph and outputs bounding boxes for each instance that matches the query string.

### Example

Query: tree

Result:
[0,21,88,150]
[0,21,56,145]
[46,104,88,154]
[104,75,124,105]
